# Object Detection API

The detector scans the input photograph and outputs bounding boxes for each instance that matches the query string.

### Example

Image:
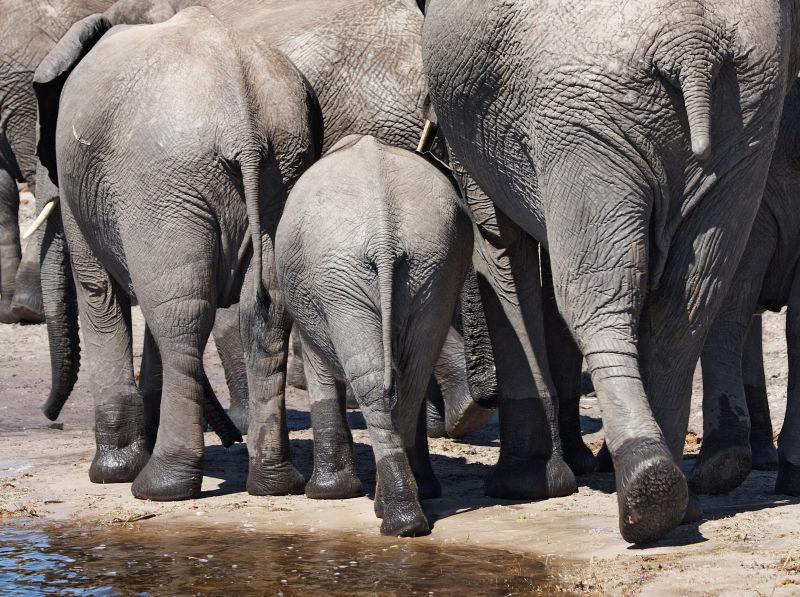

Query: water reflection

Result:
[0,519,566,595]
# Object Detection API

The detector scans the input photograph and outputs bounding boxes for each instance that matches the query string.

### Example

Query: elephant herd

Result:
[2,0,800,545]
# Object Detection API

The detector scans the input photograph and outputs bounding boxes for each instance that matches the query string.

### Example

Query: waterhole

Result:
[0,519,568,595]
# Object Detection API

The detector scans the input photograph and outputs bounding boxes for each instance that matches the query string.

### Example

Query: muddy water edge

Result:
[0,517,571,595]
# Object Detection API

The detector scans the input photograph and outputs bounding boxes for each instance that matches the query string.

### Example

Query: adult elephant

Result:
[28,0,252,436]
[423,0,798,543]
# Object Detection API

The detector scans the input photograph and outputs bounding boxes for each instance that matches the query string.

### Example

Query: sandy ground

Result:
[1,194,799,595]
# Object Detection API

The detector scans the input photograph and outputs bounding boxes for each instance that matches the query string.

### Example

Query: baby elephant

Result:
[276,135,473,536]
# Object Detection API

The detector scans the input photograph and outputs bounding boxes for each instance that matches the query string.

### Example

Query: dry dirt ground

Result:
[1,193,799,595]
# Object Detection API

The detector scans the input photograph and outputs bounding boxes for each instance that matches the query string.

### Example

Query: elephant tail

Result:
[377,245,394,397]
[40,204,81,421]
[240,150,264,301]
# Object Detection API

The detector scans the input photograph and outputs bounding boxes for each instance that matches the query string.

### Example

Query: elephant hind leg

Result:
[129,234,219,502]
[62,208,147,483]
[301,336,362,500]
[0,167,20,323]
[212,304,249,434]
[688,216,774,495]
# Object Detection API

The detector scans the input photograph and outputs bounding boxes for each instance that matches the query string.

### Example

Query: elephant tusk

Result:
[22,199,59,240]
[416,120,439,154]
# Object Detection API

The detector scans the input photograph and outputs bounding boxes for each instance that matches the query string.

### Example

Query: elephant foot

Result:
[131,451,202,501]
[379,502,430,537]
[596,441,614,472]
[751,441,778,471]
[688,443,751,495]
[614,438,687,545]
[681,491,702,524]
[227,405,249,437]
[485,454,577,500]
[0,300,19,324]
[305,466,363,499]
[563,438,597,476]
[89,438,150,483]
[345,388,359,410]
[246,459,305,496]
[775,453,800,495]
[445,399,495,439]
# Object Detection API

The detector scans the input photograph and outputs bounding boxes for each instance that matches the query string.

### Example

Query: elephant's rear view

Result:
[423,0,799,543]
[33,6,321,500]
[275,135,473,536]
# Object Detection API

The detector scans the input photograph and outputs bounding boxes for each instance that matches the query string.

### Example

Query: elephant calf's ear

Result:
[33,13,112,186]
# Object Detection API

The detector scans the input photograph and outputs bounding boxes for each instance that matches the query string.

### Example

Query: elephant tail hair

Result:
[40,205,81,421]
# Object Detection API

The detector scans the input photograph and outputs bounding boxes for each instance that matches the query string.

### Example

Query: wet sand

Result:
[1,193,799,595]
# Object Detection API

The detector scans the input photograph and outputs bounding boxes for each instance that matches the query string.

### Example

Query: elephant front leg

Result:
[301,337,362,500]
[777,273,800,495]
[468,202,576,501]
[742,315,778,471]
[242,247,304,496]
[0,167,21,323]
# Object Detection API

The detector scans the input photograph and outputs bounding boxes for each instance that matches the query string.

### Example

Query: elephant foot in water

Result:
[89,438,150,484]
[776,454,800,495]
[562,436,598,476]
[131,450,203,501]
[306,465,363,499]
[485,453,577,500]
[688,426,752,495]
[0,300,18,323]
[247,460,305,496]
[614,438,687,545]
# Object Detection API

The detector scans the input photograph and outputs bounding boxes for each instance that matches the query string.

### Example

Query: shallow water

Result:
[0,519,566,595]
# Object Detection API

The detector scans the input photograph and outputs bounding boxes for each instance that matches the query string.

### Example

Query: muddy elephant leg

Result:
[688,221,773,495]
[454,168,574,500]
[0,167,20,323]
[777,273,800,495]
[212,304,249,434]
[61,208,148,483]
[129,238,221,501]
[243,230,304,496]
[541,249,595,476]
[344,329,430,536]
[742,315,778,470]
[301,336,361,500]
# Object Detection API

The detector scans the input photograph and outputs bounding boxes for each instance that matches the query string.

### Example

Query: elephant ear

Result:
[33,13,112,186]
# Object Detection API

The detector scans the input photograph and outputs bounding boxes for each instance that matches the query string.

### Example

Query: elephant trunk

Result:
[40,205,80,421]
[459,267,498,408]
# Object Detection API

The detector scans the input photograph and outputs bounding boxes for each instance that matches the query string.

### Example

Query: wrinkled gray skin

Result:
[34,7,320,500]
[0,0,115,323]
[691,79,800,496]
[424,0,799,543]
[32,0,251,437]
[276,135,473,536]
